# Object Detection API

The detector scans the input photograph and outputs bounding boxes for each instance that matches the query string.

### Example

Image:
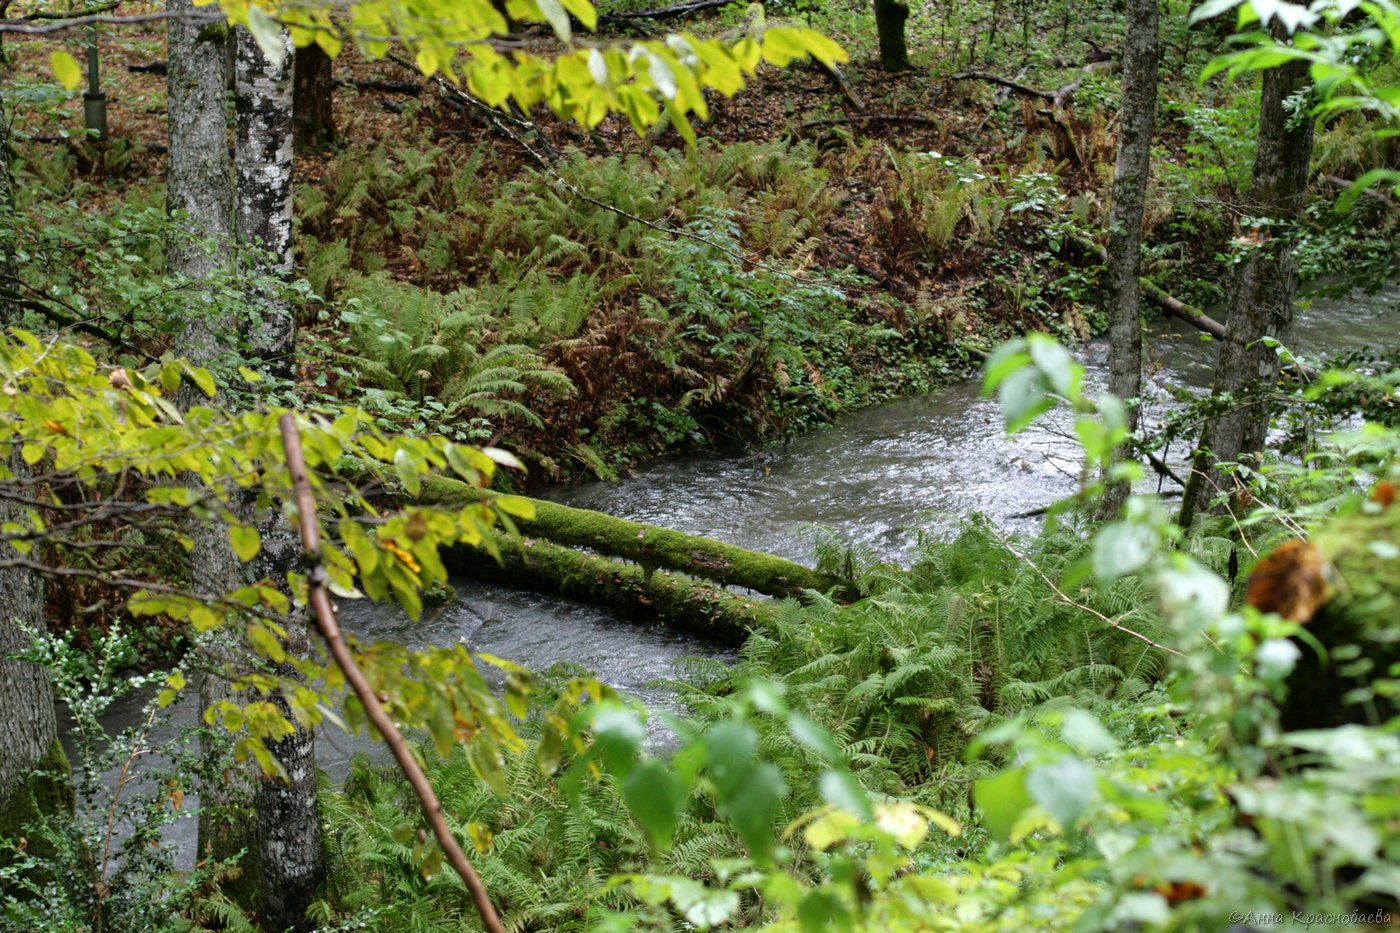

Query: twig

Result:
[607,0,734,21]
[992,528,1186,658]
[0,8,221,34]
[278,413,507,933]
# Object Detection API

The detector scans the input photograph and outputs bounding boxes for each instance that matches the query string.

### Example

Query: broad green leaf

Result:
[974,768,1033,843]
[230,524,262,562]
[246,5,288,67]
[665,877,740,930]
[1092,520,1158,580]
[1025,756,1096,829]
[591,706,644,780]
[997,365,1054,434]
[623,760,685,851]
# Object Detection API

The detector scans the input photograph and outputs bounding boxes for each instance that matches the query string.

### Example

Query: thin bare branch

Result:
[279,412,508,933]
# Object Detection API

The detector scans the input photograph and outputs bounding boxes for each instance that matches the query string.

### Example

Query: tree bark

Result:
[0,71,19,324]
[166,0,266,901]
[1180,56,1315,528]
[292,43,334,149]
[1097,0,1158,519]
[873,0,911,72]
[236,26,324,932]
[0,50,69,864]
[236,25,296,382]
[0,453,67,842]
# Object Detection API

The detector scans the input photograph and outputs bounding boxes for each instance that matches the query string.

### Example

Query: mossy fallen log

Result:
[442,532,777,642]
[418,475,851,600]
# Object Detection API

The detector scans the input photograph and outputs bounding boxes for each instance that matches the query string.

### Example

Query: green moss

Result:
[0,736,74,870]
[418,475,852,600]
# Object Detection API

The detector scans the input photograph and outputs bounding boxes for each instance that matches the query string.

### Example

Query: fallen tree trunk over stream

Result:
[1069,233,1227,339]
[442,532,778,641]
[418,475,853,600]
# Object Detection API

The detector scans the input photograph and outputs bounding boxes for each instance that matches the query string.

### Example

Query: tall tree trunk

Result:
[236,26,324,933]
[0,454,70,849]
[1180,56,1315,528]
[166,0,263,903]
[0,42,69,860]
[0,71,19,324]
[873,0,911,72]
[236,26,297,382]
[292,44,335,149]
[1097,0,1159,520]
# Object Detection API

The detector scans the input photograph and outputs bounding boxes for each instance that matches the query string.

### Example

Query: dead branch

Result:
[607,0,734,21]
[955,59,1121,111]
[1322,173,1400,212]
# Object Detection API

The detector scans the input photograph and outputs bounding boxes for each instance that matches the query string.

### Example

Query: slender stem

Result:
[992,528,1186,659]
[277,412,507,933]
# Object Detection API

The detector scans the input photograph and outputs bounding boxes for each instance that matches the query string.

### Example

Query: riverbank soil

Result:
[4,0,1397,489]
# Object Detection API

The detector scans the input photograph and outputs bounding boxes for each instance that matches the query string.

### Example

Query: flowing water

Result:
[71,280,1400,867]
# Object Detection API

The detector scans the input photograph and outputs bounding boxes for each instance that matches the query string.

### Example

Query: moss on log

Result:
[443,532,777,642]
[418,475,851,600]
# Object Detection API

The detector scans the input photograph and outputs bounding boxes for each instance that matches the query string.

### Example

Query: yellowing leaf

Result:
[230,524,262,562]
[50,51,83,90]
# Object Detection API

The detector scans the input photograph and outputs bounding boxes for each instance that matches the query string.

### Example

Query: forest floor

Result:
[5,1,1394,486]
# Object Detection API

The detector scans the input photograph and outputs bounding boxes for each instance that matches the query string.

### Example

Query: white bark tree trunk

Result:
[166,0,263,901]
[235,26,324,932]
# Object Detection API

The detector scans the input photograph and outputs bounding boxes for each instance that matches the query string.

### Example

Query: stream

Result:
[71,280,1400,868]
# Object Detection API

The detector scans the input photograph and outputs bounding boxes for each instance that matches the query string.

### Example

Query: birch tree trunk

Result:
[236,27,324,932]
[1180,56,1315,528]
[236,26,296,382]
[1097,0,1159,519]
[166,0,266,901]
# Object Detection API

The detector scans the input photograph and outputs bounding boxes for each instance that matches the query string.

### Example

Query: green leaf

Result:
[1025,756,1096,829]
[230,524,262,562]
[1092,521,1157,580]
[705,720,757,796]
[1060,709,1119,756]
[591,706,644,780]
[50,51,83,90]
[246,5,288,67]
[623,760,685,851]
[665,878,740,930]
[722,761,784,861]
[818,768,872,821]
[974,768,1033,843]
[997,365,1054,434]
[798,889,853,933]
